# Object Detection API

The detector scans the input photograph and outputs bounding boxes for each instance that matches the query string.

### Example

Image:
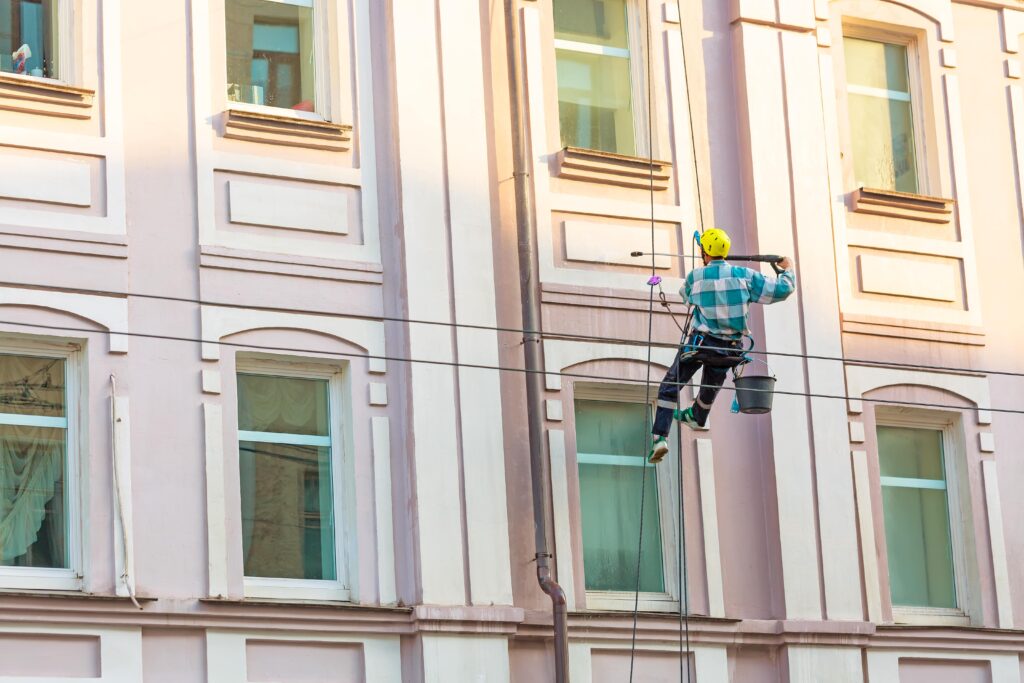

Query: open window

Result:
[573,389,680,612]
[225,0,324,116]
[0,346,81,592]
[236,361,349,601]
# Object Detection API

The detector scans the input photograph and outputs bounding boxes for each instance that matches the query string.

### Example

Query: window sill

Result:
[0,72,94,120]
[0,567,82,592]
[223,107,353,152]
[585,590,679,613]
[851,187,954,224]
[243,577,350,603]
[891,606,970,627]
[556,146,672,191]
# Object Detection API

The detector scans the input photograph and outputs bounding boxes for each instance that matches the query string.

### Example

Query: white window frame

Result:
[2,0,76,86]
[0,336,83,593]
[875,410,974,626]
[839,25,931,195]
[573,383,682,614]
[551,0,653,158]
[223,0,333,123]
[236,357,351,602]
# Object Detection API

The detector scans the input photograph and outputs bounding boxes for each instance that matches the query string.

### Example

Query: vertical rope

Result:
[629,1,660,680]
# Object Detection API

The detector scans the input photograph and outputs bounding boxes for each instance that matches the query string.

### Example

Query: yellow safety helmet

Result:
[699,228,731,259]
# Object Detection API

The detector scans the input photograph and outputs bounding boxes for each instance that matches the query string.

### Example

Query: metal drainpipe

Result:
[503,1,569,681]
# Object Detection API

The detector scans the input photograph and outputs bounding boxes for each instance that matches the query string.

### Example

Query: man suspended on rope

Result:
[649,228,795,463]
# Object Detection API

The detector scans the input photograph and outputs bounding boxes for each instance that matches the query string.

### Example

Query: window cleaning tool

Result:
[630,250,787,273]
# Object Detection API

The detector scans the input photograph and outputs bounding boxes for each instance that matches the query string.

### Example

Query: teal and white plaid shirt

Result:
[683,260,796,340]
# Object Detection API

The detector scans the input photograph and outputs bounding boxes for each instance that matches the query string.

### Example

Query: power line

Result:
[0,317,1020,416]
[3,279,1022,379]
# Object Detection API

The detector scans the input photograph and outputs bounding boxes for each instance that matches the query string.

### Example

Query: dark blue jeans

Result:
[653,334,744,436]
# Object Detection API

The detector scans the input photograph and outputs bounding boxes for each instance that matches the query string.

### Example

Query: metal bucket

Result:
[733,375,776,414]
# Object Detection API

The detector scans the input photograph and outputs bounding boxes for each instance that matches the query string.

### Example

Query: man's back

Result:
[683,260,796,339]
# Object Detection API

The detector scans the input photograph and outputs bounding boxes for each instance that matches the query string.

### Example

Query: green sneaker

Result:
[648,436,669,464]
[674,407,699,429]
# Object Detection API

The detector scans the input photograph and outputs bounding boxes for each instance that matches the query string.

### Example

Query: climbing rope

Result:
[629,3,706,680]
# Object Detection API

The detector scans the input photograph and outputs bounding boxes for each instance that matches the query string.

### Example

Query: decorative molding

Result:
[1002,8,1024,53]
[198,244,384,284]
[548,429,576,610]
[852,450,883,623]
[546,399,563,422]
[1008,59,1022,79]
[206,630,402,683]
[0,154,91,207]
[850,187,954,224]
[0,72,94,119]
[866,650,1020,683]
[201,369,222,395]
[979,432,995,453]
[203,402,228,599]
[941,47,957,68]
[844,365,992,424]
[371,417,397,606]
[223,108,352,152]
[663,1,680,23]
[542,339,675,391]
[0,625,143,682]
[563,220,672,269]
[112,396,136,600]
[848,420,865,443]
[982,460,1014,629]
[369,382,388,406]
[696,438,725,618]
[817,26,832,47]
[555,146,672,191]
[0,285,129,353]
[569,642,728,682]
[857,253,959,302]
[227,180,350,235]
[199,305,387,374]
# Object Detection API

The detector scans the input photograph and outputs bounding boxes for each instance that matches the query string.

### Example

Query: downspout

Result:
[503,1,569,681]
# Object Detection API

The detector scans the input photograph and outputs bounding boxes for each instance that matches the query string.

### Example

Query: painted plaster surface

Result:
[0,0,1020,681]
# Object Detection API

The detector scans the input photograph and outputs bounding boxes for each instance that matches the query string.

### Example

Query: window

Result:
[226,0,316,111]
[237,369,347,599]
[0,350,79,590]
[553,0,641,156]
[843,36,919,193]
[0,0,58,79]
[878,426,957,610]
[574,395,678,610]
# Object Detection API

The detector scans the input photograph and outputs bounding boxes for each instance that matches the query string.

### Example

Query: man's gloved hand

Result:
[777,256,793,270]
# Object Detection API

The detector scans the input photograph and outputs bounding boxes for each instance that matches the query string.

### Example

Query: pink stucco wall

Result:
[0,0,1020,681]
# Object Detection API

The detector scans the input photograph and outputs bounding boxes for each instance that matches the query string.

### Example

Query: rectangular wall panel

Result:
[858,254,959,302]
[563,220,671,268]
[228,180,349,234]
[0,154,91,206]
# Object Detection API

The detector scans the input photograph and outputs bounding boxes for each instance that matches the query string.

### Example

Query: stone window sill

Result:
[0,72,94,119]
[851,187,954,224]
[223,107,353,152]
[556,146,672,191]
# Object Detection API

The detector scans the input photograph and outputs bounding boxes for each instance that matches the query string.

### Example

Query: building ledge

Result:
[851,187,954,224]
[556,146,672,191]
[0,72,94,119]
[223,108,353,152]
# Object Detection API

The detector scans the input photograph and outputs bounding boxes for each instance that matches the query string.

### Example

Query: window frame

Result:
[874,409,972,626]
[0,336,83,593]
[550,0,654,159]
[235,356,351,602]
[223,0,333,123]
[1,0,76,86]
[572,383,682,614]
[837,23,932,196]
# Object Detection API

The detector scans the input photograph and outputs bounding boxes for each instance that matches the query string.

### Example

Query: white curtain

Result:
[238,375,323,434]
[0,425,63,564]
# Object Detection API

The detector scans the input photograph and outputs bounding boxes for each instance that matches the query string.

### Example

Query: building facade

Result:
[0,0,1022,680]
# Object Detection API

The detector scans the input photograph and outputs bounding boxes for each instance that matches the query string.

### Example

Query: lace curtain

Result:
[0,426,63,564]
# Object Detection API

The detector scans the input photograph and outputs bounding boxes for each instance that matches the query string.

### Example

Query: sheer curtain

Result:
[0,427,64,565]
